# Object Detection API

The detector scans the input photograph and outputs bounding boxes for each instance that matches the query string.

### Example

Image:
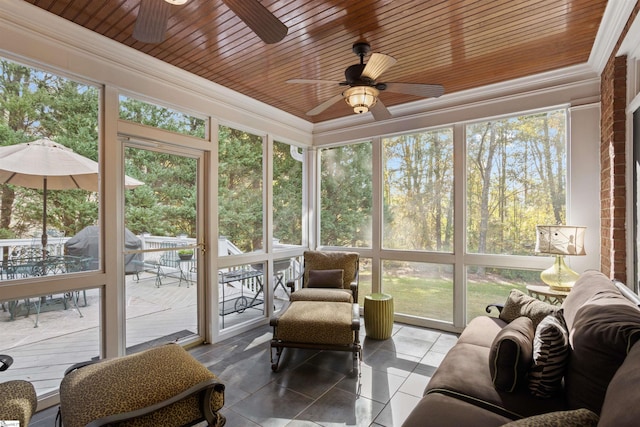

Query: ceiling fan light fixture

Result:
[344,86,379,114]
[164,0,189,4]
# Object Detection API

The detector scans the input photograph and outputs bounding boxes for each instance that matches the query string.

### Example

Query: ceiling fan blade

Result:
[133,0,170,43]
[307,94,344,116]
[362,53,397,81]
[286,79,342,85]
[371,99,392,121]
[384,82,445,98]
[222,0,288,44]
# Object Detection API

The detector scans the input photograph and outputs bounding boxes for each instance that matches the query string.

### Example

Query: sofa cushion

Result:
[289,287,353,303]
[598,341,640,427]
[499,289,559,329]
[489,316,535,392]
[499,408,599,427]
[401,392,514,427]
[306,269,344,288]
[563,275,640,413]
[458,316,508,348]
[528,310,569,398]
[426,340,566,419]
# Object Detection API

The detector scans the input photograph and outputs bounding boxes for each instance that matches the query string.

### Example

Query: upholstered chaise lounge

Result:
[271,251,361,373]
[59,343,225,427]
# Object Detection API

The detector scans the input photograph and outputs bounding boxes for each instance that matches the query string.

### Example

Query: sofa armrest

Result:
[85,378,225,427]
[486,303,504,314]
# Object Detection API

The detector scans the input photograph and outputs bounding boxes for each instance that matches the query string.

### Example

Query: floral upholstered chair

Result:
[287,251,360,303]
[59,343,225,427]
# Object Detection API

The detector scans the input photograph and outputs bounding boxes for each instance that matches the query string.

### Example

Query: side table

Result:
[526,284,569,306]
[364,293,394,339]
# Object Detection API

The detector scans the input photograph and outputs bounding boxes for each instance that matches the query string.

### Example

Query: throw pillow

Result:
[499,408,599,427]
[306,269,344,288]
[499,289,559,329]
[528,310,569,398]
[489,316,535,392]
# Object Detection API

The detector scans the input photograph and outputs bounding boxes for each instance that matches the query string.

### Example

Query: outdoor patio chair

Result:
[287,251,359,303]
[58,343,225,427]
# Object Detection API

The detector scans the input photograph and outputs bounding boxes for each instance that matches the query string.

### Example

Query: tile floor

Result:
[29,322,458,426]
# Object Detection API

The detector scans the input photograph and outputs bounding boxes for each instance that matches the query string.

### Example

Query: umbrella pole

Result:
[41,177,48,259]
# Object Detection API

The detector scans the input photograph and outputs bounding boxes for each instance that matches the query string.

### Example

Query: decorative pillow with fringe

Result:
[499,289,559,329]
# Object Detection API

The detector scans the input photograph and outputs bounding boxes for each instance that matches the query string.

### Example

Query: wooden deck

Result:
[0,270,289,397]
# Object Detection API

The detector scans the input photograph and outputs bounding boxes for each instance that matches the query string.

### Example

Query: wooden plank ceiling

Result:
[23,0,607,123]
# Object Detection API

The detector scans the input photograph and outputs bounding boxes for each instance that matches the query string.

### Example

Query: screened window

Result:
[0,58,100,276]
[320,142,372,248]
[218,126,264,253]
[273,141,303,247]
[119,95,206,138]
[466,110,567,255]
[383,128,454,252]
[383,260,453,322]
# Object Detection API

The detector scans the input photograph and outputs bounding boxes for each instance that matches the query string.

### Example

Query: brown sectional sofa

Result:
[402,270,640,427]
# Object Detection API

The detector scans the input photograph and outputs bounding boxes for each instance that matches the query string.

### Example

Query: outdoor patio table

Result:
[218,269,264,328]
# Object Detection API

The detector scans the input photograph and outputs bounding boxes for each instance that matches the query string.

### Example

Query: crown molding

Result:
[589,0,637,74]
[618,7,640,58]
[313,63,599,141]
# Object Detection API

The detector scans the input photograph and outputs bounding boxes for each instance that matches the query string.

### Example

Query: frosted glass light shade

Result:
[343,86,379,114]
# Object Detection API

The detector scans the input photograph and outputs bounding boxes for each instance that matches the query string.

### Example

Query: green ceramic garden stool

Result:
[364,293,394,339]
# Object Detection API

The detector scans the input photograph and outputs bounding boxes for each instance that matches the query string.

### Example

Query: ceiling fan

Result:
[133,0,288,44]
[287,42,445,121]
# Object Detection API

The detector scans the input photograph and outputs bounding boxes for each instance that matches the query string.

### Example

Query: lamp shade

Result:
[535,225,586,256]
[343,86,379,114]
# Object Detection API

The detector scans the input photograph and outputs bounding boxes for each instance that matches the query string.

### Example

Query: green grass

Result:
[360,270,532,323]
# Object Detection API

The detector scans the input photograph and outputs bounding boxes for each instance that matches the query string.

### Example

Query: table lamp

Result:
[535,225,586,291]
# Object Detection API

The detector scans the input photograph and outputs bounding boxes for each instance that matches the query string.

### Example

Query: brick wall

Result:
[600,3,640,283]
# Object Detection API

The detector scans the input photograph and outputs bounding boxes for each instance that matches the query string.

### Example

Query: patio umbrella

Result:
[0,138,143,257]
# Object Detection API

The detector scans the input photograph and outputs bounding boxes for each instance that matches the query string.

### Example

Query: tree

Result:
[383,130,454,252]
[119,97,204,238]
[466,111,567,259]
[218,126,263,252]
[273,141,303,245]
[320,143,373,247]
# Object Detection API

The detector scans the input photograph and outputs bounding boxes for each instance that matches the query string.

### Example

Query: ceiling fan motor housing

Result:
[345,64,374,86]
